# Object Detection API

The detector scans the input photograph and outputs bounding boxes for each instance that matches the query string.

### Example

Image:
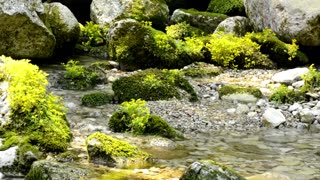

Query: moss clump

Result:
[180,8,227,18]
[207,0,245,16]
[109,99,182,139]
[166,22,205,39]
[55,151,80,163]
[269,85,304,104]
[248,29,309,68]
[300,65,320,93]
[181,62,222,77]
[218,85,263,98]
[81,92,112,107]
[1,56,71,152]
[59,60,100,90]
[112,69,197,103]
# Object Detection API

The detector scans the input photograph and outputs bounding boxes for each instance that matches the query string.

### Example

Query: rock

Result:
[90,0,169,29]
[299,108,315,123]
[244,0,320,46]
[272,68,309,84]
[262,108,286,127]
[0,146,19,176]
[43,2,80,55]
[25,160,90,180]
[288,103,302,112]
[86,132,149,168]
[247,172,291,180]
[221,93,258,103]
[236,104,250,114]
[147,136,177,150]
[215,16,252,36]
[0,0,55,59]
[170,9,228,34]
[180,160,246,180]
[292,80,304,88]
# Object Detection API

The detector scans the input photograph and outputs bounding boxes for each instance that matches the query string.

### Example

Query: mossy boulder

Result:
[170,9,228,34]
[112,68,198,102]
[81,92,113,107]
[0,56,71,152]
[181,62,222,78]
[215,16,252,37]
[43,2,80,55]
[0,0,56,59]
[207,0,245,16]
[218,84,263,103]
[166,22,205,40]
[108,19,198,71]
[248,29,309,68]
[90,0,169,30]
[86,132,149,168]
[25,160,91,180]
[180,160,246,180]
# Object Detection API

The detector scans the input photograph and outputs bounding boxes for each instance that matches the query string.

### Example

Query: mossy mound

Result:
[207,0,245,16]
[86,132,149,168]
[81,92,113,107]
[218,84,263,99]
[248,29,309,68]
[166,22,205,40]
[0,56,71,152]
[108,19,202,71]
[269,85,305,104]
[112,68,198,102]
[181,62,222,77]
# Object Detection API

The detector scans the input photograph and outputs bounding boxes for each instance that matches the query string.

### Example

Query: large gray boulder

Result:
[0,0,56,59]
[244,0,320,46]
[214,16,252,37]
[90,0,169,29]
[43,2,80,55]
[170,9,228,34]
[180,160,246,180]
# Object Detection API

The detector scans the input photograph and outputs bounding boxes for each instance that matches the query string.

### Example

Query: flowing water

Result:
[38,56,320,180]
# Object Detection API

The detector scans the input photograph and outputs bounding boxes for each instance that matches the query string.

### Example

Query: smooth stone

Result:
[221,93,258,103]
[299,108,314,123]
[289,103,302,112]
[272,68,309,84]
[262,108,286,127]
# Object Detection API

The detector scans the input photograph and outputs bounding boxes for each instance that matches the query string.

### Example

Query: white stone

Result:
[289,103,302,112]
[272,68,309,84]
[227,108,236,114]
[0,146,18,168]
[299,108,314,123]
[262,108,286,127]
[292,80,304,88]
[236,104,250,114]
[221,93,258,103]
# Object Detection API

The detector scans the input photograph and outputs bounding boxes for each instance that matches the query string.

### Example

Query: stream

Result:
[38,56,320,180]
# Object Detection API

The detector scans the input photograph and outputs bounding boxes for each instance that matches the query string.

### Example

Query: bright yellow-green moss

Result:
[79,21,108,47]
[86,132,149,159]
[207,0,245,16]
[269,85,304,104]
[218,85,263,98]
[166,22,204,39]
[0,56,71,152]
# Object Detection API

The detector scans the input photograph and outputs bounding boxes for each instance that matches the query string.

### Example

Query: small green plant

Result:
[61,60,100,90]
[79,21,108,47]
[166,22,204,39]
[81,92,111,107]
[301,64,320,93]
[269,85,304,104]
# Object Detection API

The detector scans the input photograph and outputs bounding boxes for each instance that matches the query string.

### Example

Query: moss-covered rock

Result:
[181,62,222,78]
[170,9,228,34]
[180,160,246,180]
[43,2,80,55]
[207,0,245,16]
[81,92,113,107]
[215,16,252,37]
[218,84,263,99]
[248,29,309,68]
[112,68,198,102]
[25,160,91,180]
[0,56,71,152]
[166,22,205,39]
[269,85,305,104]
[86,132,149,168]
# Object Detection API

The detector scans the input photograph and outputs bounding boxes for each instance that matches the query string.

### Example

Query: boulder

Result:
[272,68,309,84]
[0,146,19,176]
[215,16,252,36]
[90,0,169,29]
[43,2,80,55]
[0,0,55,59]
[25,160,90,180]
[180,160,246,180]
[170,9,228,34]
[244,0,320,46]
[86,132,149,168]
[262,108,286,128]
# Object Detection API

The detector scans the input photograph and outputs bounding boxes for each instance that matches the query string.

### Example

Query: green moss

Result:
[145,114,182,139]
[86,132,149,159]
[81,92,112,107]
[181,62,222,77]
[78,21,108,47]
[181,8,228,18]
[269,85,304,104]
[218,85,263,98]
[56,151,80,162]
[301,65,320,93]
[25,165,46,180]
[248,29,309,68]
[112,69,197,103]
[207,0,245,16]
[166,22,205,39]
[1,56,71,152]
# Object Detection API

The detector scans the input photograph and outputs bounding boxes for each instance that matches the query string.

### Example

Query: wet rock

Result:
[180,160,245,180]
[272,68,309,84]
[262,108,286,127]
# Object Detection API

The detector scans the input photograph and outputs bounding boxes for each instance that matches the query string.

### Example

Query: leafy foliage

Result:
[109,99,181,138]
[166,22,204,39]
[269,85,304,104]
[112,68,198,103]
[79,21,108,47]
[1,56,71,152]
[301,65,320,93]
[60,60,100,90]
[81,92,112,107]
